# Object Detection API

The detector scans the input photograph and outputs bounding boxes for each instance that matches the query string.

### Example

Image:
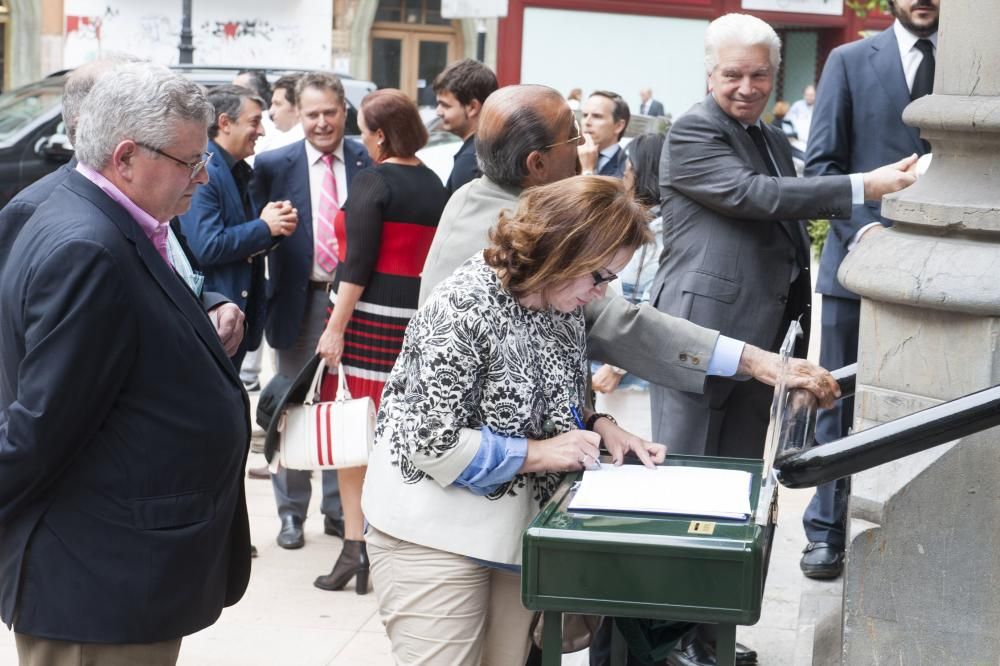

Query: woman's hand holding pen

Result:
[593,418,667,468]
[520,430,602,474]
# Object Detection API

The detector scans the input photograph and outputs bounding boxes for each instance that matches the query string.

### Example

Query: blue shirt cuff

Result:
[706,335,745,377]
[451,427,528,496]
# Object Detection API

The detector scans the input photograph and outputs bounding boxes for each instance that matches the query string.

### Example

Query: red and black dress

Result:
[321,162,449,408]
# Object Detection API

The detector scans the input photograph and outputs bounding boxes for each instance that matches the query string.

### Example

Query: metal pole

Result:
[476,18,486,62]
[179,0,194,65]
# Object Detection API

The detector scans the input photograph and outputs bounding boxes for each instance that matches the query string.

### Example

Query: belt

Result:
[308,280,332,292]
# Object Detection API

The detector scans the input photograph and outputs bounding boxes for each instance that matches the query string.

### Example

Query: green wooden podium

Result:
[522,454,777,665]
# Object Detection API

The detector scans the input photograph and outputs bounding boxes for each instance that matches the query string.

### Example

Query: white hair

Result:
[704,13,782,75]
[74,62,213,170]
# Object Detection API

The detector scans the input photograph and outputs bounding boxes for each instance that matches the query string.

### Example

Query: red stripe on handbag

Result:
[315,403,325,466]
[326,402,335,466]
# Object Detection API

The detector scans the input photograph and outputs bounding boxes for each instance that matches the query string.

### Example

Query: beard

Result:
[890,0,940,38]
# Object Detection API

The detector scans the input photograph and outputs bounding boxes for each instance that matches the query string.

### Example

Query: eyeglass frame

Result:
[541,118,584,151]
[591,269,618,287]
[136,141,213,181]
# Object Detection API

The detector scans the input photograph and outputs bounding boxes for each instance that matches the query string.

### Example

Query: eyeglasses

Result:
[136,142,213,181]
[591,269,618,287]
[542,118,584,151]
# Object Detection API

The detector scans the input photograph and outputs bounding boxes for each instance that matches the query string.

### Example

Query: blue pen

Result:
[569,404,601,470]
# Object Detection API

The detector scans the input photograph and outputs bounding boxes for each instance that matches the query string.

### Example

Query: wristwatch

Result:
[586,412,617,431]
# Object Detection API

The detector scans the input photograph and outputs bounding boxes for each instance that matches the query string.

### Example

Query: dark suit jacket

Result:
[598,145,627,178]
[806,27,929,300]
[644,99,665,117]
[653,94,853,354]
[249,138,372,349]
[0,171,251,642]
[179,141,274,349]
[446,134,480,194]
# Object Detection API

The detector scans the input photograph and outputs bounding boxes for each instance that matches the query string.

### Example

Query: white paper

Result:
[568,465,753,520]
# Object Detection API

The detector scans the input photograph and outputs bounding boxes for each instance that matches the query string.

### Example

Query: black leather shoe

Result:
[276,515,304,549]
[323,516,345,539]
[314,539,370,594]
[667,633,757,665]
[800,541,844,579]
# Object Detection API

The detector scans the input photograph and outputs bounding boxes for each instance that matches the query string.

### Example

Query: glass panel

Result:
[0,23,5,93]
[0,78,63,142]
[404,0,421,24]
[416,40,448,107]
[371,38,403,91]
[423,0,450,26]
[375,0,402,23]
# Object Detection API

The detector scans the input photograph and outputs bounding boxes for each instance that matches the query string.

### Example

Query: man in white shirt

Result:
[785,83,815,143]
[578,90,630,177]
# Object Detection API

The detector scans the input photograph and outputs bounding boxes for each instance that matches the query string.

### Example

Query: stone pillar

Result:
[837,3,1000,664]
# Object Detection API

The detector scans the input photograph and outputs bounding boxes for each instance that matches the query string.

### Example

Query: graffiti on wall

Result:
[63,1,332,69]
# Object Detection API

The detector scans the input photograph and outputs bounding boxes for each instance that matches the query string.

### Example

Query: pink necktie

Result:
[315,153,340,272]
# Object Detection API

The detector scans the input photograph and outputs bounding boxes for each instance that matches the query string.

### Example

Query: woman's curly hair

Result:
[484,176,652,299]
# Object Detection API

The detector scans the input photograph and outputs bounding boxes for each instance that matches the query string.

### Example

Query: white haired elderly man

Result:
[0,63,251,665]
[646,13,917,665]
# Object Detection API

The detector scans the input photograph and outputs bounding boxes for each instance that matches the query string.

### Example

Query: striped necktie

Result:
[315,153,340,272]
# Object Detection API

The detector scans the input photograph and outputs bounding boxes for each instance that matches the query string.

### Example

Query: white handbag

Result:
[276,361,375,470]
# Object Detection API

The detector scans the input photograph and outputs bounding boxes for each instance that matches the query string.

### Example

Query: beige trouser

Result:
[15,633,182,666]
[367,526,534,666]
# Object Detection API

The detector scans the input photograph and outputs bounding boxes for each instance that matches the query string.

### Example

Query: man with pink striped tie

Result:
[251,73,373,550]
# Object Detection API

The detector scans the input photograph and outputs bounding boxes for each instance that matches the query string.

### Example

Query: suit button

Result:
[241,290,249,298]
[247,257,253,264]
[778,295,788,304]
[679,353,688,361]
[692,357,700,365]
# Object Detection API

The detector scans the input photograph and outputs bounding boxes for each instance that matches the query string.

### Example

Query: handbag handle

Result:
[303,358,353,405]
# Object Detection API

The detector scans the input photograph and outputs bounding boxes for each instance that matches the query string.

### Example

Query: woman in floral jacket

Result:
[362,176,667,665]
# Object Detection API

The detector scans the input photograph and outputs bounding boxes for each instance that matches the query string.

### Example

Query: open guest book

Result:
[567,464,754,520]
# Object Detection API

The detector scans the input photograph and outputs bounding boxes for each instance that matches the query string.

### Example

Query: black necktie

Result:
[746,125,778,177]
[911,39,935,101]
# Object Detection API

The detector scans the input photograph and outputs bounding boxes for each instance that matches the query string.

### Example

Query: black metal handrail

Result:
[774,368,1000,488]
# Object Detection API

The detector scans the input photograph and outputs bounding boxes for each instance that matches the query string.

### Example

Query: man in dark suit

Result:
[0,63,250,665]
[579,90,630,177]
[649,14,916,665]
[250,72,372,550]
[639,87,666,117]
[180,85,299,371]
[432,58,498,194]
[799,0,938,580]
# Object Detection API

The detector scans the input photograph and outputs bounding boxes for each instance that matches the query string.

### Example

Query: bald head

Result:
[64,54,141,143]
[477,84,579,189]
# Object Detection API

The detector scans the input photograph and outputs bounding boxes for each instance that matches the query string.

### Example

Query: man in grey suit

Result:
[648,14,916,665]
[639,87,665,117]
[799,0,938,580]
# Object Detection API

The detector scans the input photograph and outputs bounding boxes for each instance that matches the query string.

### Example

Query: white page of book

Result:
[567,464,753,520]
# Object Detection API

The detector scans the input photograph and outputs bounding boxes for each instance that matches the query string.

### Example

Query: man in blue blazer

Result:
[180,85,299,370]
[250,73,372,549]
[0,64,250,664]
[800,0,936,579]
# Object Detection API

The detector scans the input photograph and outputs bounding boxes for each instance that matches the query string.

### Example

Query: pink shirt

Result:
[76,163,173,268]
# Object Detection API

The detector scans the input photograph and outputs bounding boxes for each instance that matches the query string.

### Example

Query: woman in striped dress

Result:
[314,88,448,593]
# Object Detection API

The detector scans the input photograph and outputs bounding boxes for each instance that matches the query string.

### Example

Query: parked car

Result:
[416,112,461,185]
[0,66,376,207]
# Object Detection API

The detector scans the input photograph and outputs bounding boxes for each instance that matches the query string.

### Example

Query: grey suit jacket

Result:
[419,176,718,394]
[652,94,853,353]
[806,27,929,300]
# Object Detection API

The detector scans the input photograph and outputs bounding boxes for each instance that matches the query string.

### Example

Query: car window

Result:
[0,81,63,143]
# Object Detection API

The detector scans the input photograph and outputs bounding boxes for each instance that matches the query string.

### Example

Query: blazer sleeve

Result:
[584,294,719,395]
[805,47,883,249]
[179,179,273,267]
[337,169,388,286]
[668,113,853,221]
[0,240,138,520]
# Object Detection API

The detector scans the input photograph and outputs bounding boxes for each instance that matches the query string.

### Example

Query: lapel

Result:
[868,28,924,153]
[64,171,241,384]
[286,141,313,241]
[207,142,245,219]
[343,139,371,190]
[704,95,809,258]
